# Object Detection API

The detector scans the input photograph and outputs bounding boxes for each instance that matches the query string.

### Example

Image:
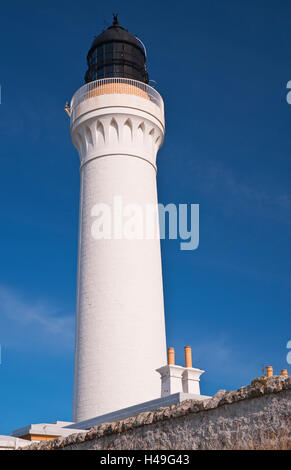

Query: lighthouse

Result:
[69,16,167,422]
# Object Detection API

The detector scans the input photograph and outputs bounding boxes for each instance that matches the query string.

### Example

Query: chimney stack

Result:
[157,346,206,398]
[182,346,204,395]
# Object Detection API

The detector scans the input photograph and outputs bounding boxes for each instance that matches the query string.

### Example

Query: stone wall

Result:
[24,376,291,450]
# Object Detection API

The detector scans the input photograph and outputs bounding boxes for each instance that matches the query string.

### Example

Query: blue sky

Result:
[0,0,290,434]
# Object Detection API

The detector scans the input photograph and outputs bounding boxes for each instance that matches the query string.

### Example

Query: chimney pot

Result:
[266,366,273,377]
[184,346,192,368]
[168,347,175,365]
[281,369,288,376]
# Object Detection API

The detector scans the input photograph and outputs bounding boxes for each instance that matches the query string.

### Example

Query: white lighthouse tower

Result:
[68,16,167,423]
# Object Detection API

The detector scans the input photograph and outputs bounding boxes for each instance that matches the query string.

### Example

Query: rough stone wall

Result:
[25,376,291,450]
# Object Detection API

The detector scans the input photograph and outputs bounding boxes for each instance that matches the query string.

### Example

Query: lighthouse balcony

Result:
[69,77,164,129]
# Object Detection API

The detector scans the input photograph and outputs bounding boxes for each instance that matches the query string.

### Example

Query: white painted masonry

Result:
[0,436,30,450]
[156,365,205,397]
[70,81,167,422]
[182,368,205,395]
[156,365,185,396]
[12,422,83,440]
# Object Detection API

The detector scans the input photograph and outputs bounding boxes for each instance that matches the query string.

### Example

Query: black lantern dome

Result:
[85,15,149,84]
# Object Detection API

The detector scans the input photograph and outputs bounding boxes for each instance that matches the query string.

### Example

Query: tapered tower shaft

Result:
[69,20,167,422]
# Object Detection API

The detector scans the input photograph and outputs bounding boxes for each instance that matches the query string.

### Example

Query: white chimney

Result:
[157,346,205,397]
[182,346,204,394]
[182,368,205,395]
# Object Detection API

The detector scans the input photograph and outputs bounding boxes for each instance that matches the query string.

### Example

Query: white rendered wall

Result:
[71,91,167,422]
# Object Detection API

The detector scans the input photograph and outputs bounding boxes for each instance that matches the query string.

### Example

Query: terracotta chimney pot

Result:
[184,346,192,368]
[266,366,273,377]
[168,347,175,365]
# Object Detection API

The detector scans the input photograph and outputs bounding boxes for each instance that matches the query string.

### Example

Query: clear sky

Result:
[0,0,290,435]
